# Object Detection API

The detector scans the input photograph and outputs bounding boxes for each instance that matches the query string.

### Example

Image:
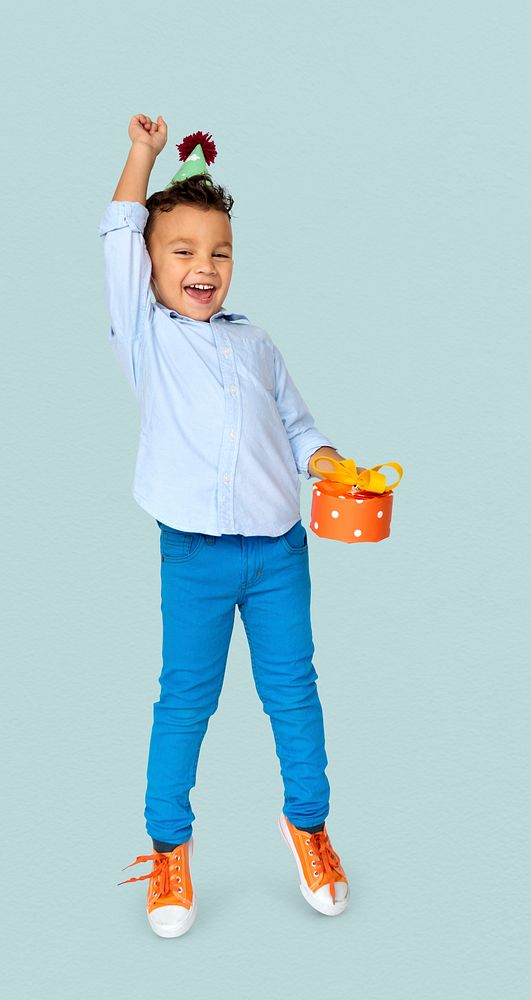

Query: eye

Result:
[173,251,230,258]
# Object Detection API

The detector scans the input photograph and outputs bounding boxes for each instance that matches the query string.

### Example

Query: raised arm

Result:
[98,115,168,391]
[112,114,167,202]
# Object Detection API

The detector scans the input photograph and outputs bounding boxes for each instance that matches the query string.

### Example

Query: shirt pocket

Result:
[236,340,275,393]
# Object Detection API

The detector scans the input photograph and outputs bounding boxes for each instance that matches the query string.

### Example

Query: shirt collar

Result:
[154,301,249,324]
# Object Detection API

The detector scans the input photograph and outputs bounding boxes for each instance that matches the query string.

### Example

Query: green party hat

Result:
[165,130,218,188]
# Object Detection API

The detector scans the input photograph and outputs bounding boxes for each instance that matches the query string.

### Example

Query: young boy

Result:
[99,114,357,938]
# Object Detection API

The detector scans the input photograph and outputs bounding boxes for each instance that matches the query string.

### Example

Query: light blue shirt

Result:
[98,200,337,536]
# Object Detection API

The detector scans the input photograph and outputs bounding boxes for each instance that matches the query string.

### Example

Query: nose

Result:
[195,260,216,275]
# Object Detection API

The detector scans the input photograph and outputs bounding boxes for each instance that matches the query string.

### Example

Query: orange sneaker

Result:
[118,837,196,937]
[279,814,350,916]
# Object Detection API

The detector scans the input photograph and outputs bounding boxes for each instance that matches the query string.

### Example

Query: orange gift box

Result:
[310,458,403,543]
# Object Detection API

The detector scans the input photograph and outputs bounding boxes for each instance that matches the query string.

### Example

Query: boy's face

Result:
[147,204,234,321]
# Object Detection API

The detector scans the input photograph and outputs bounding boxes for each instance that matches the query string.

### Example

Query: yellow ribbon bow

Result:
[312,457,403,496]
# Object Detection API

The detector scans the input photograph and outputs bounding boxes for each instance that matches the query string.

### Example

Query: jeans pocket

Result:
[279,519,308,554]
[160,527,205,563]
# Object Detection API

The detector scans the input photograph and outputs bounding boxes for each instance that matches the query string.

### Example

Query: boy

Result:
[99,114,357,938]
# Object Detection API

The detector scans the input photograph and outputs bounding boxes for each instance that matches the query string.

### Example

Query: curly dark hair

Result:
[144,174,234,249]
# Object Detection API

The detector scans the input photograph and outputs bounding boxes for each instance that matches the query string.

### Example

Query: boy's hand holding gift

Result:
[308,448,403,544]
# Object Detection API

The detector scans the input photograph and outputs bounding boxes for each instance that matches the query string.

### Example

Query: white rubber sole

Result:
[146,836,197,938]
[278,813,350,916]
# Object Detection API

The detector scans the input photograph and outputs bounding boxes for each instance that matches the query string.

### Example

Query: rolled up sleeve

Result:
[272,343,337,479]
[98,201,153,391]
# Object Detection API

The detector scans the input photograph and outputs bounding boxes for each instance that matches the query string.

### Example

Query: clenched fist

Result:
[128,114,167,155]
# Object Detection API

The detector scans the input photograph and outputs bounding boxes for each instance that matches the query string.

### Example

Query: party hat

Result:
[165,130,218,188]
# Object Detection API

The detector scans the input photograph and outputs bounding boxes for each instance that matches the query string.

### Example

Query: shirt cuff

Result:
[98,201,149,237]
[299,438,338,480]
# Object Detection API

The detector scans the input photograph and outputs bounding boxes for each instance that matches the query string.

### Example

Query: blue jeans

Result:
[144,518,330,846]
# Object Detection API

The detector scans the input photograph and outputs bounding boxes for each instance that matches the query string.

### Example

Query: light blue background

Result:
[2,1,529,997]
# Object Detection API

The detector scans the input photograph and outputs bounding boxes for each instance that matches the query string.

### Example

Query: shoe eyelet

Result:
[305,839,310,845]
[176,866,180,871]
[176,877,181,882]
[177,887,183,893]
[311,860,316,866]
[308,850,313,855]
[313,872,319,877]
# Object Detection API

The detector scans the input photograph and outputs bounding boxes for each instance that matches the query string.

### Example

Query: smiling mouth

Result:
[184,284,216,304]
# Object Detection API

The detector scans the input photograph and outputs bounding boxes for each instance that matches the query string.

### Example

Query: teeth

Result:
[187,284,214,290]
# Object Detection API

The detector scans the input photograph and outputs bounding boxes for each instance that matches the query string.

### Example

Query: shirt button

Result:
[229,430,236,439]
[223,473,230,483]
[229,385,237,395]
[223,347,231,357]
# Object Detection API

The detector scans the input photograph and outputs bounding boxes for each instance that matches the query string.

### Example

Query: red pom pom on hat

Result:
[177,131,217,165]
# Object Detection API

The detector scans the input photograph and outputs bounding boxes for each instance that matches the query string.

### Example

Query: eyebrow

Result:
[166,237,233,249]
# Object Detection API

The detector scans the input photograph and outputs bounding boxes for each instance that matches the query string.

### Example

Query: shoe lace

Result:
[117,851,181,899]
[307,830,342,901]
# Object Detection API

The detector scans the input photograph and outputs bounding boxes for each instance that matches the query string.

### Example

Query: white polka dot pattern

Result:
[310,483,394,544]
